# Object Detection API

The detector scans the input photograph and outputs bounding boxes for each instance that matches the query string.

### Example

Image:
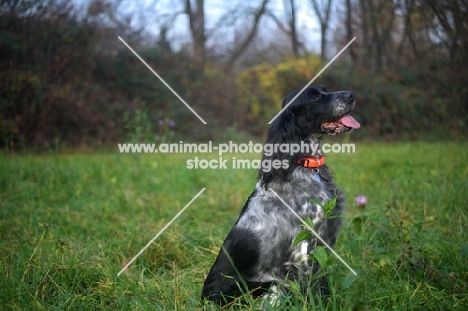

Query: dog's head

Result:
[261,85,359,183]
[282,85,360,136]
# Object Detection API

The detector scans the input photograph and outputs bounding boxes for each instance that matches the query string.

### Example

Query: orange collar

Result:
[297,156,325,168]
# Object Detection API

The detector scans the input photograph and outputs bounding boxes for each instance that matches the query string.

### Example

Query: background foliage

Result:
[1,0,467,149]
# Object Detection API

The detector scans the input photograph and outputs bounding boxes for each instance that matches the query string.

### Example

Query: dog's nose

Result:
[345,92,354,102]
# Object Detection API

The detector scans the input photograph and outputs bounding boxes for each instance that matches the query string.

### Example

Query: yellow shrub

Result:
[236,55,322,128]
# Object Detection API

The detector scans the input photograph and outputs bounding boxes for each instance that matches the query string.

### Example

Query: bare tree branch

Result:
[225,0,270,69]
[345,0,356,64]
[184,0,205,74]
[265,0,302,56]
[285,0,299,56]
[310,0,333,61]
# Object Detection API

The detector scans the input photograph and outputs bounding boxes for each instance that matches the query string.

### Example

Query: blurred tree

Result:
[345,0,356,64]
[184,0,274,72]
[184,0,205,74]
[310,0,334,61]
[226,0,270,69]
[157,25,173,56]
[423,0,468,66]
[395,0,419,68]
[267,0,302,56]
[285,0,299,56]
[367,0,395,71]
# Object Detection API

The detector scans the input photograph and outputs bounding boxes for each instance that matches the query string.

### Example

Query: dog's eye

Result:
[310,94,321,102]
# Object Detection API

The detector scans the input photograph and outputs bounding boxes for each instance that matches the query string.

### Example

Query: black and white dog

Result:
[202,85,360,306]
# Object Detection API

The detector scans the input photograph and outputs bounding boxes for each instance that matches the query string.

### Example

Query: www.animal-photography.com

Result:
[1,0,467,310]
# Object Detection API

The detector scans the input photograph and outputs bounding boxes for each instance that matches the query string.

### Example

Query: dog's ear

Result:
[260,103,302,184]
[268,104,302,145]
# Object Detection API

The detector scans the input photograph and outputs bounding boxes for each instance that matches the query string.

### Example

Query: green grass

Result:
[1,142,467,310]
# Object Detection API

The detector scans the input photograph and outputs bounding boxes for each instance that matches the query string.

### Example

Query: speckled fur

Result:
[202,86,356,306]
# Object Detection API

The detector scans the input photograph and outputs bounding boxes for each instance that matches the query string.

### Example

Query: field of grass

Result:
[1,142,467,310]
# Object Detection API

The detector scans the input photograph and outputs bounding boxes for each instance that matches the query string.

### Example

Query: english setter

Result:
[202,85,360,306]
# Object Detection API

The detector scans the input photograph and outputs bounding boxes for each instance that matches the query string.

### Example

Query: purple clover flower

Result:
[168,120,176,127]
[355,195,367,209]
[158,119,164,126]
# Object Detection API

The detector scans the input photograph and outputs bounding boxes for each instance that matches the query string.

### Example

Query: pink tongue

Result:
[338,115,360,129]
